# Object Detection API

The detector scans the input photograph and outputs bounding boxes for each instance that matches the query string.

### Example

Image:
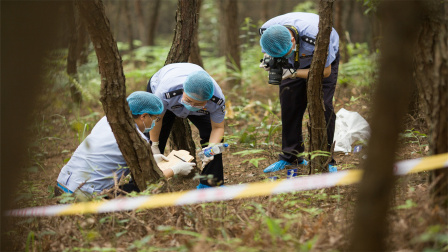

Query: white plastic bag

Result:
[334,108,370,153]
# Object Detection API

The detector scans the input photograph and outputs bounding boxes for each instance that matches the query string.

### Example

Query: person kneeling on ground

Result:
[56,91,195,196]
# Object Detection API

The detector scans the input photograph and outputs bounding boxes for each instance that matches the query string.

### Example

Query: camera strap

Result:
[283,25,300,70]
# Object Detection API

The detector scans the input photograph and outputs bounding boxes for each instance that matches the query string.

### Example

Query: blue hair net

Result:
[127,91,163,115]
[183,70,214,101]
[260,25,292,58]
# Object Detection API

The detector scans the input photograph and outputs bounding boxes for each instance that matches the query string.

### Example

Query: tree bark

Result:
[217,0,226,57]
[334,0,347,63]
[260,0,269,22]
[414,0,448,205]
[134,0,146,44]
[188,0,204,68]
[123,0,134,53]
[221,0,241,89]
[306,0,333,174]
[76,0,163,191]
[76,14,90,66]
[1,2,63,248]
[66,0,83,104]
[165,0,200,173]
[349,1,423,251]
[147,0,161,46]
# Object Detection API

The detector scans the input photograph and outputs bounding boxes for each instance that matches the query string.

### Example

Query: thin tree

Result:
[76,15,90,66]
[414,0,448,205]
[349,1,423,250]
[123,0,134,53]
[147,0,161,46]
[66,0,83,104]
[188,0,204,68]
[306,0,334,173]
[134,0,146,44]
[76,0,163,191]
[165,0,201,174]
[221,0,241,89]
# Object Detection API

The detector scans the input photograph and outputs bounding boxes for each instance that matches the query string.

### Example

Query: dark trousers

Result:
[279,52,339,164]
[146,82,224,186]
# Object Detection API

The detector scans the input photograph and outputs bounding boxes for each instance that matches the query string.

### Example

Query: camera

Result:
[261,55,290,85]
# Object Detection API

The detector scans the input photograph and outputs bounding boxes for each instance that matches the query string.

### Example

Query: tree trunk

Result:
[260,0,269,22]
[1,2,63,247]
[147,0,161,46]
[349,1,423,251]
[414,0,448,205]
[114,1,122,41]
[66,0,83,104]
[221,0,241,89]
[76,0,163,191]
[76,14,90,65]
[306,0,333,174]
[334,0,347,63]
[123,0,134,53]
[217,0,226,57]
[134,0,146,44]
[188,0,204,68]
[165,0,199,173]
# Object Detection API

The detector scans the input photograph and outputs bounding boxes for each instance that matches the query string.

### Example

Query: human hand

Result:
[171,162,196,176]
[151,141,161,155]
[259,53,271,71]
[153,154,169,164]
[201,155,214,168]
[282,69,297,80]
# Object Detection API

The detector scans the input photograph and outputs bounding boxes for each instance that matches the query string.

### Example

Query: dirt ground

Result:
[3,81,446,252]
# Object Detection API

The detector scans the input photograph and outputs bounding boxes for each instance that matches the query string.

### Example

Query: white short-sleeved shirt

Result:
[261,12,339,68]
[149,63,226,123]
[57,116,148,194]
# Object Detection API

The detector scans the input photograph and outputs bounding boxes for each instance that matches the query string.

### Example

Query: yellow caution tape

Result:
[6,153,448,217]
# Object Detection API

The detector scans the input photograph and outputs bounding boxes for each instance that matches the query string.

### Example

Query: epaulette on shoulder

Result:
[164,89,183,99]
[210,96,224,105]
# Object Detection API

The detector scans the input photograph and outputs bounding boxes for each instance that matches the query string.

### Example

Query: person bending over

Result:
[259,12,340,173]
[146,63,226,189]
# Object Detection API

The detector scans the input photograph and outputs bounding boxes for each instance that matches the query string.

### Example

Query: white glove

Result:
[282,69,297,80]
[151,141,161,155]
[153,154,169,164]
[259,53,271,71]
[171,162,196,176]
[201,146,215,168]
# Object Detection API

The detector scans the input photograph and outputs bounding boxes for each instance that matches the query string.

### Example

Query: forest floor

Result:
[3,74,447,252]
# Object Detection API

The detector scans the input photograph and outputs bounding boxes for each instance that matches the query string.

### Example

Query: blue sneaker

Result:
[329,164,337,173]
[196,183,212,189]
[264,160,291,173]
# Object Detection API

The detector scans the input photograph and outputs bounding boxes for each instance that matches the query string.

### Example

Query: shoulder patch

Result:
[165,89,183,99]
[210,96,224,105]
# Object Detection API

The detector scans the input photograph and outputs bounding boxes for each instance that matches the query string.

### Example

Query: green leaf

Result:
[395,199,417,210]
[265,217,283,237]
[232,149,265,157]
[115,230,127,238]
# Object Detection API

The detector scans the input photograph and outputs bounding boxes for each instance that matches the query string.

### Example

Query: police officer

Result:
[146,63,226,189]
[56,92,195,196]
[259,12,339,173]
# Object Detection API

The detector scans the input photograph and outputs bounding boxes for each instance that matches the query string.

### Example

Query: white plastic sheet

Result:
[334,108,370,153]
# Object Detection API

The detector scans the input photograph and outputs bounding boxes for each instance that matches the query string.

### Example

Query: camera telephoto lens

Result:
[268,67,283,85]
